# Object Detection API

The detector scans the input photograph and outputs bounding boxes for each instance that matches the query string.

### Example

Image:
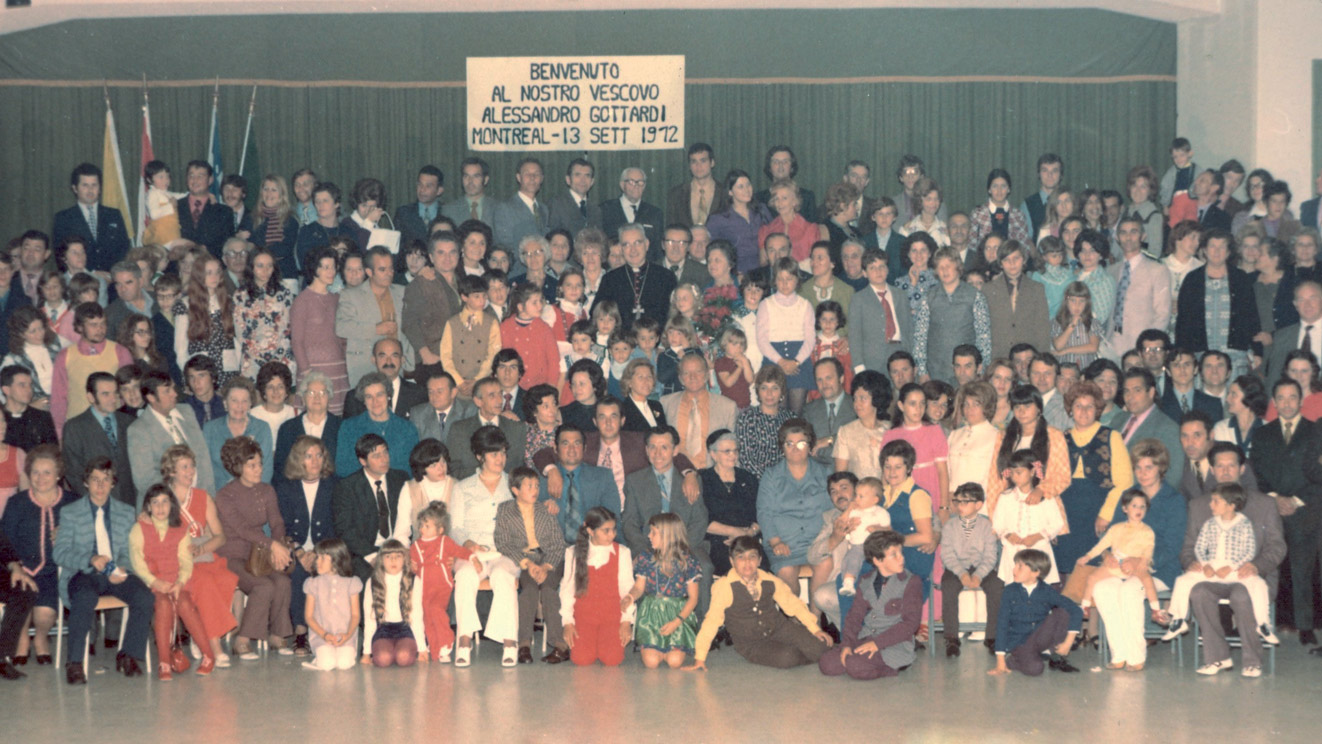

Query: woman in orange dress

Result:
[162,444,239,668]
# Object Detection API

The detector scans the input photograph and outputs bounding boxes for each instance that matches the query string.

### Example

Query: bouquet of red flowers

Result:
[695,284,738,338]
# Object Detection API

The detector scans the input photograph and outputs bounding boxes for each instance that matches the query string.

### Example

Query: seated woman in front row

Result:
[819,530,923,681]
[684,536,833,671]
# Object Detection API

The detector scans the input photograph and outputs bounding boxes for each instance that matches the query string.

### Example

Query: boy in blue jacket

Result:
[988,548,1082,677]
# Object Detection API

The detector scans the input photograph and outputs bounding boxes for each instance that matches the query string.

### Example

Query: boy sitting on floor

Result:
[989,548,1082,677]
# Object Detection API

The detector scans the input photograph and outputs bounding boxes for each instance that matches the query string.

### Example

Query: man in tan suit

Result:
[661,352,736,469]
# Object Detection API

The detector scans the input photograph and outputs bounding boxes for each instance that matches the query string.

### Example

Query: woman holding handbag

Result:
[214,436,293,659]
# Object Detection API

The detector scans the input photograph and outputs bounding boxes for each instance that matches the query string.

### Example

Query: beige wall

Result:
[1178,0,1321,203]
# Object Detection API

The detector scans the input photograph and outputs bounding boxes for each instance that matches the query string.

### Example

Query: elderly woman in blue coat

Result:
[756,419,832,593]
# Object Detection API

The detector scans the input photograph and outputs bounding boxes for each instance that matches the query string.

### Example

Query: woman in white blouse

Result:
[2,306,59,405]
[448,426,519,667]
[393,438,457,543]
[946,381,1000,517]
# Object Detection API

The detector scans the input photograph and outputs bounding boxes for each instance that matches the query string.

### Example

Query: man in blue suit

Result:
[539,424,621,543]
[53,458,154,684]
[51,162,132,273]
[393,165,445,246]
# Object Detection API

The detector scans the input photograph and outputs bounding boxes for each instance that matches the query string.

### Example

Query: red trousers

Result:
[421,579,456,660]
[152,589,210,663]
[570,618,624,667]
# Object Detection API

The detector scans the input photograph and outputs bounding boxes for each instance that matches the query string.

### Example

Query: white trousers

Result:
[454,551,520,643]
[1093,576,1157,666]
[309,644,357,670]
[1167,570,1269,627]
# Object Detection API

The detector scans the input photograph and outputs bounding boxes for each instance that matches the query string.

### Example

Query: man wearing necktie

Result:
[601,167,664,257]
[848,249,914,376]
[443,157,493,228]
[50,162,131,273]
[492,158,549,253]
[332,433,408,580]
[393,165,445,246]
[803,358,856,465]
[621,427,713,614]
[1267,281,1322,382]
[547,158,603,236]
[1114,368,1184,488]
[55,373,138,506]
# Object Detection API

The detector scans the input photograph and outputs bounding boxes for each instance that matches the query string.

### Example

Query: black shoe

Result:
[115,653,143,678]
[66,662,87,685]
[542,646,571,664]
[517,646,534,664]
[821,621,841,646]
[1301,630,1318,646]
[35,654,52,666]
[11,655,26,666]
[945,640,961,658]
[984,638,997,655]
[1048,654,1080,673]
[104,639,117,649]
[0,660,25,680]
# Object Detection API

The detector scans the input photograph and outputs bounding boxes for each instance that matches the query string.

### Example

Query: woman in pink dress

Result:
[290,245,351,415]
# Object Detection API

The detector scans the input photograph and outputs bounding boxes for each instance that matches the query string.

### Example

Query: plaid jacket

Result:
[968,203,1030,248]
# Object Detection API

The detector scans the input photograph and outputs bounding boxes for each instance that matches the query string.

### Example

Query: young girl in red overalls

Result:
[128,484,214,679]
[559,506,636,666]
[410,502,472,663]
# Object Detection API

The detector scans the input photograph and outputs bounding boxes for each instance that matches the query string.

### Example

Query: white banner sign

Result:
[467,55,685,151]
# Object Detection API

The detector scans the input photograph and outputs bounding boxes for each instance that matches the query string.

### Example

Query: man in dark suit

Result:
[620,426,712,613]
[410,372,475,444]
[1113,368,1184,488]
[745,233,808,288]
[538,424,621,543]
[665,143,727,228]
[341,338,426,420]
[1300,170,1322,234]
[1249,378,1322,644]
[175,160,235,258]
[546,158,603,236]
[1265,280,1322,382]
[659,225,712,289]
[1,366,57,452]
[393,165,445,247]
[491,157,549,252]
[60,372,136,506]
[803,358,856,465]
[50,162,132,273]
[591,223,677,331]
[1178,410,1254,501]
[1181,442,1287,672]
[446,377,528,480]
[331,432,407,581]
[1158,348,1224,423]
[600,166,663,255]
[492,349,526,419]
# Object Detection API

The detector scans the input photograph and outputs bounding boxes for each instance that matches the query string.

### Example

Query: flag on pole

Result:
[102,96,134,243]
[207,82,223,199]
[238,86,259,213]
[135,86,154,245]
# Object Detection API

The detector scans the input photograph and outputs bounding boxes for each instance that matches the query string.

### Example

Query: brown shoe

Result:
[542,646,571,664]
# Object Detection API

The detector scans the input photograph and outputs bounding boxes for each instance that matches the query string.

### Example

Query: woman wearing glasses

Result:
[756,419,832,597]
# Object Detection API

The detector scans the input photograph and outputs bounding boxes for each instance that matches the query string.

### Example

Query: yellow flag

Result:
[102,104,134,241]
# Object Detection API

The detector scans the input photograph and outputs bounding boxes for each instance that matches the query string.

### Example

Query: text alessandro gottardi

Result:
[471,60,680,148]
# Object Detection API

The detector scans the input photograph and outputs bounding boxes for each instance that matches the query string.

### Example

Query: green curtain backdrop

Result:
[0,9,1175,245]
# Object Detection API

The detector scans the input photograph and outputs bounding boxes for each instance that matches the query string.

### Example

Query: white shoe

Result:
[839,578,856,597]
[437,646,452,664]
[1258,624,1280,645]
[1196,658,1233,675]
[213,653,231,669]
[1241,665,1262,678]
[967,631,986,642]
[1161,618,1187,641]
[502,645,518,667]
[454,645,472,668]
[301,661,330,672]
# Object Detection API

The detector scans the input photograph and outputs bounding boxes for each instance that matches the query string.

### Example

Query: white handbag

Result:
[368,212,402,254]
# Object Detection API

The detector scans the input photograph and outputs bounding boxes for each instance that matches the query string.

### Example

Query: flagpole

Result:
[136,75,153,246]
[238,86,256,175]
[207,77,222,199]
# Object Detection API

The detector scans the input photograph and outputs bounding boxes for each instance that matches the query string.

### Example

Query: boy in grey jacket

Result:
[940,483,1002,657]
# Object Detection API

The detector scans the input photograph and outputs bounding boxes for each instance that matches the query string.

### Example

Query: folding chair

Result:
[1191,599,1275,675]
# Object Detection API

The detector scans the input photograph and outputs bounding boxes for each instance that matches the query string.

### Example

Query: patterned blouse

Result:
[1076,268,1117,331]
[735,406,793,478]
[233,285,296,379]
[634,551,702,599]
[891,269,939,310]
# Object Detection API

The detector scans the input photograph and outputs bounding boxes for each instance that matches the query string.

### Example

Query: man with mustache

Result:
[341,337,426,419]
